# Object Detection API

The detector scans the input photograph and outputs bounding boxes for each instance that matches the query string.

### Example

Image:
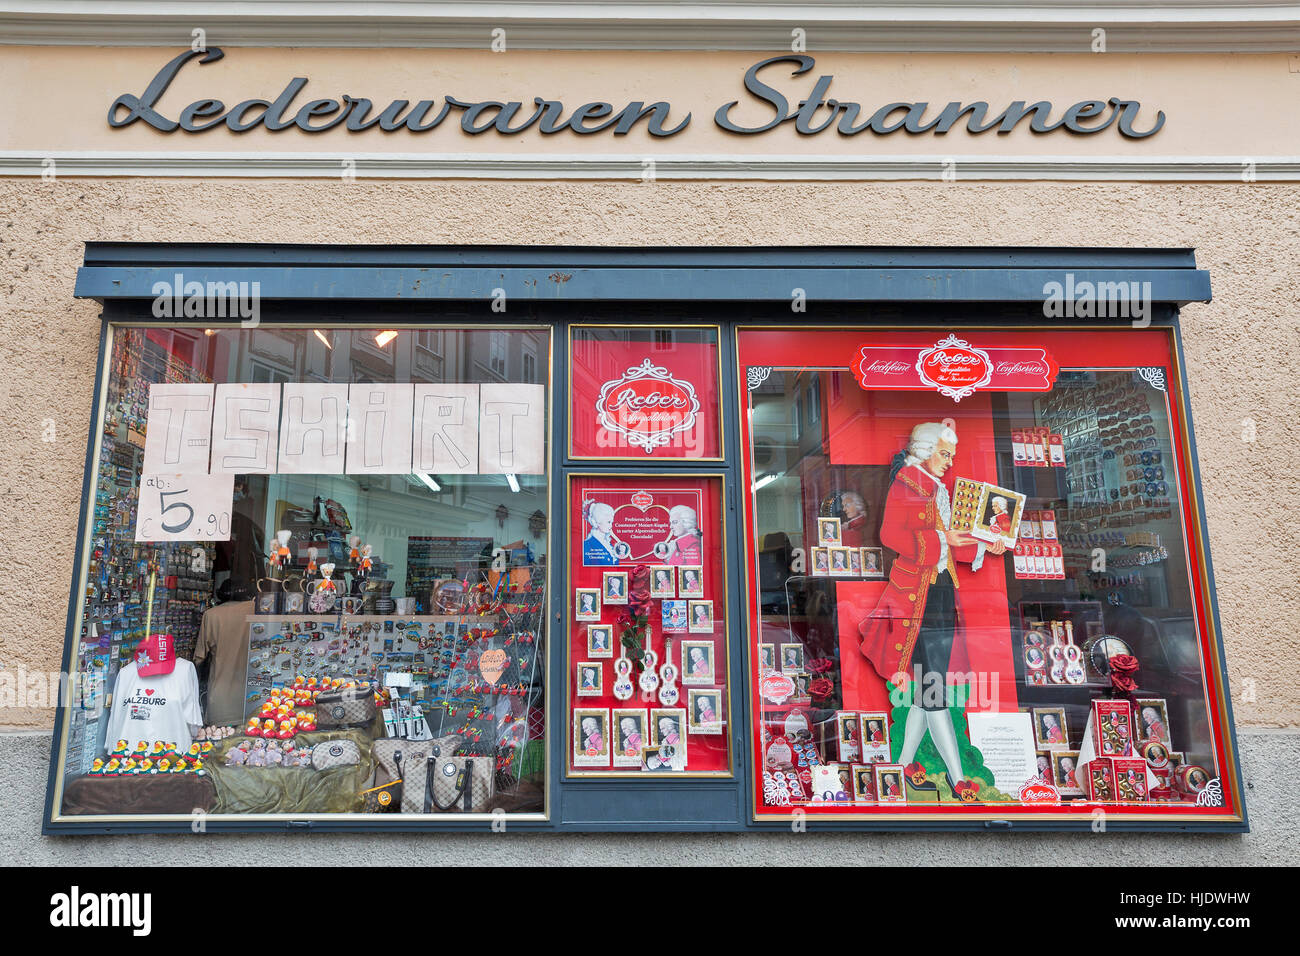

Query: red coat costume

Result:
[858,464,983,682]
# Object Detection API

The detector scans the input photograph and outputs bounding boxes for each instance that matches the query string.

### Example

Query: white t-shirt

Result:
[105,659,203,752]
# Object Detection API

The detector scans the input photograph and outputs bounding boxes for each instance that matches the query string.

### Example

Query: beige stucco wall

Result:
[0,177,1296,735]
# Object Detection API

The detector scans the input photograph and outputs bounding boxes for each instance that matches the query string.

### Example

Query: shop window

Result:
[738,326,1239,822]
[567,474,732,775]
[52,325,549,822]
[569,325,723,461]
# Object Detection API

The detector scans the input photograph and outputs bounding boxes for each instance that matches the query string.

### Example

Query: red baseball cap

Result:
[135,633,176,677]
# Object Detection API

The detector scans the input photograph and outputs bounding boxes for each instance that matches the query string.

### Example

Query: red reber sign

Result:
[855,334,1059,402]
[596,359,701,454]
[760,672,796,705]
[1018,779,1063,805]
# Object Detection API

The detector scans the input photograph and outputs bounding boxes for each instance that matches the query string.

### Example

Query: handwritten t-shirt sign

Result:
[480,383,545,475]
[211,383,280,474]
[142,383,214,474]
[142,381,546,477]
[413,383,480,475]
[136,473,234,542]
[347,383,415,475]
[278,383,348,474]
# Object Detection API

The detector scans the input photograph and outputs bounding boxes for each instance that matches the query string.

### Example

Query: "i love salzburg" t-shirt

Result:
[105,659,203,752]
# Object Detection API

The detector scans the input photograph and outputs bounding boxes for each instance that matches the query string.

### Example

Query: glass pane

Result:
[569,326,722,459]
[59,325,549,818]
[567,475,731,774]
[739,327,1236,819]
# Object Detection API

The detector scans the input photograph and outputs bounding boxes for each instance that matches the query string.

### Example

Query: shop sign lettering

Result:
[108,50,1166,141]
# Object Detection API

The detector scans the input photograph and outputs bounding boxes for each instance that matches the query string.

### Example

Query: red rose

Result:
[1109,654,1140,694]
[807,658,834,675]
[628,564,652,616]
[808,677,834,700]
[617,611,646,670]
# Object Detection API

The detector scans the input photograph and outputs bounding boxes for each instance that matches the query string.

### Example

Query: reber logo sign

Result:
[760,672,796,705]
[596,358,700,454]
[1018,779,1062,805]
[855,334,1059,401]
[916,335,994,401]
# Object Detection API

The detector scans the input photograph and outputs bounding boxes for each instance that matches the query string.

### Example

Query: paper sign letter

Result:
[278,383,348,474]
[142,383,214,474]
[211,383,280,474]
[413,384,479,475]
[136,472,234,542]
[479,383,544,475]
[346,383,414,474]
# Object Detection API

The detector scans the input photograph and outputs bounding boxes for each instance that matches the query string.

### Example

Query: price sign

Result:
[135,473,234,542]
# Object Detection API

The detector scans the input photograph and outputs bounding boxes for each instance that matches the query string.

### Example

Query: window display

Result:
[739,326,1239,820]
[566,475,731,775]
[52,325,550,821]
[569,326,723,460]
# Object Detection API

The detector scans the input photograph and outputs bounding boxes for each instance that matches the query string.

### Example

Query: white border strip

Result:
[2,3,1300,51]
[2,151,1299,181]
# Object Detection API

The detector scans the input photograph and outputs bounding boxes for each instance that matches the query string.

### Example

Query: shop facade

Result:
[1,5,1297,853]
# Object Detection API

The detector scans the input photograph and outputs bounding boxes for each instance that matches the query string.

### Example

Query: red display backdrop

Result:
[570,327,722,459]
[828,390,1017,716]
[738,327,1238,822]
[568,474,730,774]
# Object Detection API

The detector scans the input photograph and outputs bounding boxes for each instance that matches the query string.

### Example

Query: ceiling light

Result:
[506,473,521,493]
[313,329,333,349]
[413,472,441,493]
[375,330,398,347]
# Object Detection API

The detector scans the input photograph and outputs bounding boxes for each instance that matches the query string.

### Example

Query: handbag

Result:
[310,739,361,771]
[372,735,462,814]
[316,687,376,729]
[426,754,495,813]
[359,779,401,812]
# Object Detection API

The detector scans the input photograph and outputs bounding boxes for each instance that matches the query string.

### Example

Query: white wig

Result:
[904,422,959,465]
[991,496,1008,512]
[668,504,698,529]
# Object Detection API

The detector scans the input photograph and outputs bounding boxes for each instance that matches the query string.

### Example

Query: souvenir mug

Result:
[307,563,339,614]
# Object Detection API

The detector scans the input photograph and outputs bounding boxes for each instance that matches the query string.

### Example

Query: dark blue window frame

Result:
[46,243,1245,833]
